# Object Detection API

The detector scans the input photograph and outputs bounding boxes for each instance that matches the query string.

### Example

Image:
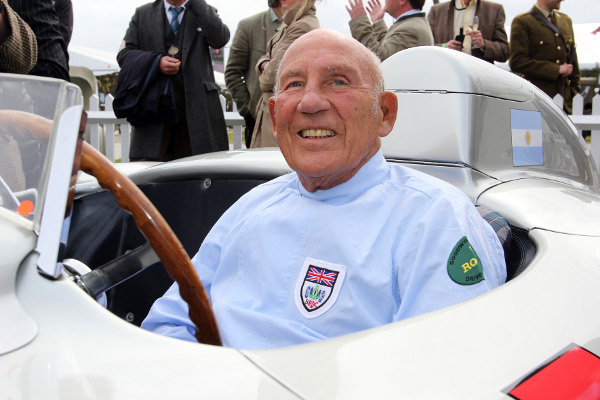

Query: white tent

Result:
[68,44,120,76]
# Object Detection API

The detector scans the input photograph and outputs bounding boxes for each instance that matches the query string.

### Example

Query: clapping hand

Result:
[346,0,367,19]
[366,0,385,22]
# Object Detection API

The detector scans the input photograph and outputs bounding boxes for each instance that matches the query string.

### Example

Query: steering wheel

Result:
[79,141,222,346]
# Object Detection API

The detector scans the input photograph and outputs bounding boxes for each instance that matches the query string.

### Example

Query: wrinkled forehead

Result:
[278,35,375,85]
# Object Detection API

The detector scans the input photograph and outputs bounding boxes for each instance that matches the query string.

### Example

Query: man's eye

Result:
[333,79,347,86]
[287,81,303,89]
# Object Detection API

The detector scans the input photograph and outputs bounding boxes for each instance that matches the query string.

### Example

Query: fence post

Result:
[89,94,100,150]
[121,123,130,163]
[104,94,116,162]
[572,93,584,116]
[553,93,564,110]
[591,94,600,171]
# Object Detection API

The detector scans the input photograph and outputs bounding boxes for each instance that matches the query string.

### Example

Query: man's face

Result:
[269,30,397,192]
[280,0,300,11]
[384,0,403,16]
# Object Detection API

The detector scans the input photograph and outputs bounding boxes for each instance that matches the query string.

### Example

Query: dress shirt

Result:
[163,0,188,25]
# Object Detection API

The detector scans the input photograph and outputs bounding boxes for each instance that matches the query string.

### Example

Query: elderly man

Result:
[142,29,506,350]
[509,0,579,114]
[427,0,509,64]
[346,0,433,61]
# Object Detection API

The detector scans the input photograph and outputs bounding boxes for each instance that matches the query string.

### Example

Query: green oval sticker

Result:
[447,236,485,285]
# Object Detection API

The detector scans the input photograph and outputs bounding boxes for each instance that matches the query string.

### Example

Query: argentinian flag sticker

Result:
[511,109,543,166]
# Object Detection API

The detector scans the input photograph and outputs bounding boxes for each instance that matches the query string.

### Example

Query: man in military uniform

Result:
[509,0,579,113]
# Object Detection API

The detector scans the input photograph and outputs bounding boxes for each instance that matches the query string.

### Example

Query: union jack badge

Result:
[295,258,346,318]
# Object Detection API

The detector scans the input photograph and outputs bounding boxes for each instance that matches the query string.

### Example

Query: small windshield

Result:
[0,74,81,230]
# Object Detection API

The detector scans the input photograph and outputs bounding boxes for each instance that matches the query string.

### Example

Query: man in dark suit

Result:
[509,0,579,114]
[118,0,230,161]
[427,0,509,64]
[7,0,70,81]
[224,0,282,148]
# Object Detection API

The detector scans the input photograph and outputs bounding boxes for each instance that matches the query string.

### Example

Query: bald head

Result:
[274,29,384,104]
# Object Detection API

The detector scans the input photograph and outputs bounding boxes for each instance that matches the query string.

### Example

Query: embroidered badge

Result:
[447,236,485,285]
[295,258,346,318]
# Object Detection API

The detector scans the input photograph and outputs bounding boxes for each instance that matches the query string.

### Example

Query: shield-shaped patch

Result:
[294,258,346,318]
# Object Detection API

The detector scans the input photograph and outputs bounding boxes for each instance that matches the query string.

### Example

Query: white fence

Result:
[85,93,245,163]
[86,93,600,167]
[554,92,600,169]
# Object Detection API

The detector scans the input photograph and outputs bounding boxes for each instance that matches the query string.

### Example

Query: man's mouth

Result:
[299,129,337,139]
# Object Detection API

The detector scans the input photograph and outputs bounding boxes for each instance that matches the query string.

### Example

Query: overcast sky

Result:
[71,0,598,53]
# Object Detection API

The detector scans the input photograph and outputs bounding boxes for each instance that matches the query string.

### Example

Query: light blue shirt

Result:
[142,151,506,349]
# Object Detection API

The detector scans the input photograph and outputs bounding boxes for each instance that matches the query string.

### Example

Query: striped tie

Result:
[169,6,183,34]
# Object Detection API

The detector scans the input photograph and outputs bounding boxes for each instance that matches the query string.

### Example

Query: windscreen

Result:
[0,74,81,230]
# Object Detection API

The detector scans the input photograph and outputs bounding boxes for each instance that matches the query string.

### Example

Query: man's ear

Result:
[378,91,398,138]
[269,97,277,140]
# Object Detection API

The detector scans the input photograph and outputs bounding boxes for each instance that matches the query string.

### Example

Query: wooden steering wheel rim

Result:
[79,142,221,346]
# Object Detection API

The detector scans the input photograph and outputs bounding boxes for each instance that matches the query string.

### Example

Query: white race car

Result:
[2,47,600,399]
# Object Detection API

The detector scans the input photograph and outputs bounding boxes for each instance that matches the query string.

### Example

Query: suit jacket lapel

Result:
[529,6,566,45]
[151,1,166,54]
[181,3,200,68]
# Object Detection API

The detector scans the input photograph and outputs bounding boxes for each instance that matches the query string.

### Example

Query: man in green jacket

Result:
[225,1,283,148]
[509,0,579,113]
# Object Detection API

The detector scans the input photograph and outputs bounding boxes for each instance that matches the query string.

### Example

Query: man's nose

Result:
[297,85,330,114]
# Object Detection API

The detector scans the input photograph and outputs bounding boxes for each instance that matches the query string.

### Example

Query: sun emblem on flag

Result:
[526,130,531,145]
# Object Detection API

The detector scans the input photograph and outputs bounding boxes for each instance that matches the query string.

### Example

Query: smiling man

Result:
[142,29,506,350]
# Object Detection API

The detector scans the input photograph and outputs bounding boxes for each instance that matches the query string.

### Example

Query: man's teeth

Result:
[300,129,336,138]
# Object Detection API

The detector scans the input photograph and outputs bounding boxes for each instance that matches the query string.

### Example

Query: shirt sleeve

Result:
[393,191,506,320]
[140,178,290,341]
[140,190,252,342]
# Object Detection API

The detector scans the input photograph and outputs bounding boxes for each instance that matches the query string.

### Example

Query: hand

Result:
[444,40,463,51]
[346,0,367,19]
[159,56,181,75]
[559,63,573,77]
[465,29,485,49]
[366,0,385,22]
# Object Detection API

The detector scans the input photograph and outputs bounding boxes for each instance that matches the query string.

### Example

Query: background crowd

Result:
[0,0,594,161]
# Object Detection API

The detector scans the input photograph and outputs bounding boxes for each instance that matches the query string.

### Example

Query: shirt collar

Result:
[269,7,282,29]
[164,0,189,15]
[297,150,389,205]
[396,9,421,22]
[534,5,552,19]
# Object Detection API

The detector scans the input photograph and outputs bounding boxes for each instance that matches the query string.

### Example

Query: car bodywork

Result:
[2,47,600,399]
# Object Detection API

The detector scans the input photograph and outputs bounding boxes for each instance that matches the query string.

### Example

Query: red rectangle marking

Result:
[509,346,600,400]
